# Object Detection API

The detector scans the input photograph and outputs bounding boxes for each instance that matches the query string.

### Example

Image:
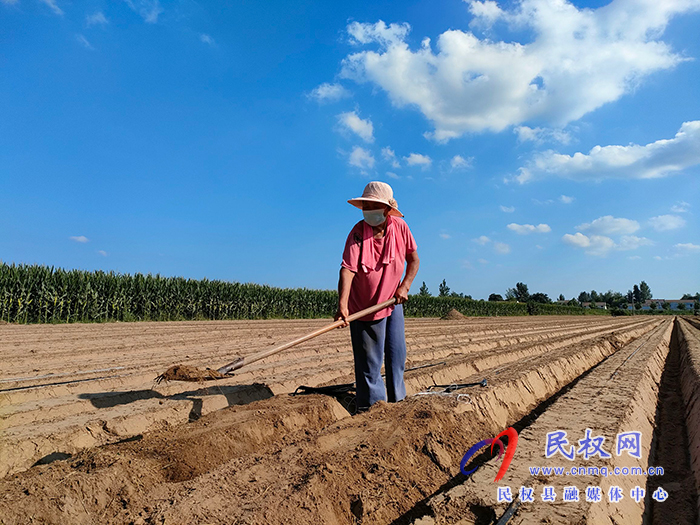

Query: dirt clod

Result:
[154,364,225,383]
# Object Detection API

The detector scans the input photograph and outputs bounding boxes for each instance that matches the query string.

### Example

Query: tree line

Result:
[417,279,700,313]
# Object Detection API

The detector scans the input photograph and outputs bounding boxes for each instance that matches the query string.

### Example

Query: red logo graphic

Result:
[460,427,519,482]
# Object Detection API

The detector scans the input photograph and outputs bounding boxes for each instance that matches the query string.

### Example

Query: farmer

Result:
[334,181,420,413]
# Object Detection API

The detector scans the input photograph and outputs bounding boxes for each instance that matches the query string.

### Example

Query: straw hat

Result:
[347,181,404,217]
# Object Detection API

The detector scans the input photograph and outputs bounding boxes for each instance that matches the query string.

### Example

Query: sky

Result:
[1,0,699,301]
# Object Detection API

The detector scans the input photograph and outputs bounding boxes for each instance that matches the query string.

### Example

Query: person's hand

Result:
[334,304,350,328]
[394,285,409,304]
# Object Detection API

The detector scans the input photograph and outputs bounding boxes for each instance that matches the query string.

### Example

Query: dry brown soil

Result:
[1,315,697,524]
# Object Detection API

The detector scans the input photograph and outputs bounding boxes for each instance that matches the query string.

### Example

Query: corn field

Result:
[0,263,605,324]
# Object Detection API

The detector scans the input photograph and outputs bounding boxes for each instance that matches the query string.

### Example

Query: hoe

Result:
[155,298,397,383]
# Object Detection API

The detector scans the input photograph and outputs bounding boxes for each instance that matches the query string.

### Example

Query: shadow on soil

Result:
[78,383,274,421]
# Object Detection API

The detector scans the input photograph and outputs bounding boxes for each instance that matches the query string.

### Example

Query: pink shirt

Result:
[341,216,417,321]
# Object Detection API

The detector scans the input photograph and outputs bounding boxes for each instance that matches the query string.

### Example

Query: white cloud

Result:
[347,20,410,47]
[562,232,652,256]
[628,255,641,260]
[142,0,162,23]
[97,250,108,257]
[507,223,551,234]
[86,11,108,26]
[439,233,451,239]
[517,121,700,183]
[494,242,511,254]
[617,235,654,251]
[76,34,93,49]
[514,126,571,145]
[70,236,89,243]
[404,153,432,169]
[40,0,62,15]
[654,255,663,260]
[649,214,686,231]
[386,171,399,179]
[562,233,616,256]
[560,195,574,204]
[348,146,375,170]
[338,1,697,141]
[500,205,515,213]
[450,155,473,169]
[474,235,491,245]
[124,0,163,24]
[338,111,374,143]
[468,0,504,25]
[200,34,215,46]
[675,243,700,253]
[382,147,400,168]
[308,83,351,103]
[671,201,691,213]
[478,258,488,264]
[576,216,639,236]
[1,0,20,5]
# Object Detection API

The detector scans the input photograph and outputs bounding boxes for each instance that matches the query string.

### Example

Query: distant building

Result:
[627,299,696,310]
[582,302,608,310]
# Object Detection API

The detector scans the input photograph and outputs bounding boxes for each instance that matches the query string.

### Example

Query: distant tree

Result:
[438,279,450,297]
[418,281,430,296]
[634,302,642,310]
[558,294,565,301]
[640,281,652,302]
[449,291,470,299]
[505,288,517,301]
[633,285,642,304]
[649,302,657,310]
[530,292,551,304]
[695,300,700,314]
[620,303,628,311]
[590,290,600,302]
[678,302,687,311]
[662,301,671,311]
[567,299,579,307]
[489,293,504,302]
[514,282,530,302]
[626,290,634,303]
[681,293,695,300]
[578,291,592,303]
[609,292,626,308]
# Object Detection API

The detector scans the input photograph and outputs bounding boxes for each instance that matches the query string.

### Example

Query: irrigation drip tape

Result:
[608,332,655,380]
[290,361,448,398]
[495,499,521,525]
[0,366,126,384]
[426,379,488,392]
[0,375,123,393]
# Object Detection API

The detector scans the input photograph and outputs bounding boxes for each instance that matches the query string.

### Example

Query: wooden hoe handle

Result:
[217,298,398,375]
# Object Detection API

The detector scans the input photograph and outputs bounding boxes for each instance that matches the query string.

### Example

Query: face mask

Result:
[363,209,386,226]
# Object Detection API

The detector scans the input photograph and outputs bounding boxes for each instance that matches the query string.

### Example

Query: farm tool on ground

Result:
[155,298,397,383]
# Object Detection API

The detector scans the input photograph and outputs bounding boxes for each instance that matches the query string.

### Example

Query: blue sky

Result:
[1,0,699,300]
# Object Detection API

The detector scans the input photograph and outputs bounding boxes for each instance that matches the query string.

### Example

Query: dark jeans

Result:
[349,303,407,412]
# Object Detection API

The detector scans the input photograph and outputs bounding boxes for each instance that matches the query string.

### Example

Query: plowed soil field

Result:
[1,315,699,524]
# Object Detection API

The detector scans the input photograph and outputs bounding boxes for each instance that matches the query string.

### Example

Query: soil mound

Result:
[441,309,465,320]
[155,364,225,383]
